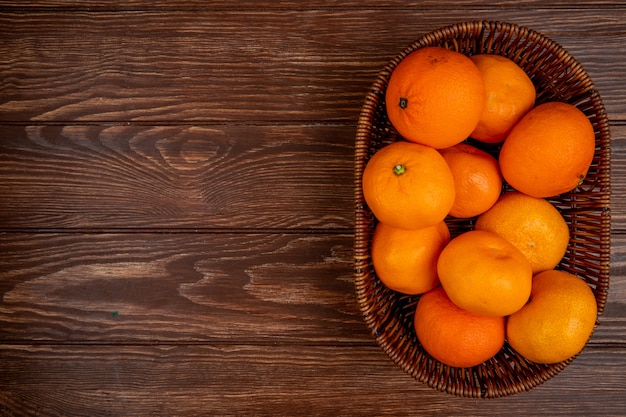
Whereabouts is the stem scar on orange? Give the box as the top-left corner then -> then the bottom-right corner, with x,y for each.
362,141 -> 455,230
385,46 -> 486,149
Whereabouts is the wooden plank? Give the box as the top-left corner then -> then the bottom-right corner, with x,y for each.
1,123 -> 622,231
0,124 -> 354,230
605,234 -> 626,346
0,4 -> 623,417
0,232 -> 624,345
608,124 -> 626,231
0,344 -> 624,416
0,232 -> 364,343
0,10 -> 624,123
1,0 -> 622,10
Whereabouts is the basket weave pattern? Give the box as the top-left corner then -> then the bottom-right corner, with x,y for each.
354,21 -> 611,398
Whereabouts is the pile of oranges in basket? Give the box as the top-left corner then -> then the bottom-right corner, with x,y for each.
362,46 -> 598,368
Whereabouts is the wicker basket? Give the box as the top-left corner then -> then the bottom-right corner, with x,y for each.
354,21 -> 611,398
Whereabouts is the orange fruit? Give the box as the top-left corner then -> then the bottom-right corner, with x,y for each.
414,286 -> 505,368
439,143 -> 502,218
385,46 -> 486,149
469,54 -> 536,143
475,192 -> 570,274
437,230 -> 532,317
507,270 -> 598,364
371,221 -> 450,295
499,101 -> 596,198
361,141 -> 455,230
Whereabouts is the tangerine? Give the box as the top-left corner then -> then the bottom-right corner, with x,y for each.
475,192 -> 570,274
507,270 -> 598,364
469,54 -> 536,143
414,286 -> 505,368
361,141 -> 455,230
385,46 -> 486,149
371,221 -> 450,295
499,101 -> 596,198
439,143 -> 502,218
437,230 -> 532,317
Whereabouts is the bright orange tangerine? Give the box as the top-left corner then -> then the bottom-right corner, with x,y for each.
437,230 -> 533,317
371,221 -> 450,295
414,286 -> 505,368
362,141 -> 455,230
439,143 -> 502,218
385,46 -> 486,149
499,102 -> 596,198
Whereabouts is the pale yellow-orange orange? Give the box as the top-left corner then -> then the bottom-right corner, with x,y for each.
475,192 -> 570,274
507,270 -> 598,364
469,54 -> 536,143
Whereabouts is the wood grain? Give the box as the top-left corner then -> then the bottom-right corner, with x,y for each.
1,0 -> 622,9
0,232 -> 624,345
1,2 -> 625,415
0,344 -> 625,416
0,124 -> 354,230
0,233 -> 362,343
1,124 -> 624,231
608,125 -> 626,231
0,10 -> 624,123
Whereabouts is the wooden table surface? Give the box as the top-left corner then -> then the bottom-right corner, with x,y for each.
1,2 -> 625,416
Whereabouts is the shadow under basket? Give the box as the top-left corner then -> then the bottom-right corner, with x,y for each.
354,20 -> 611,398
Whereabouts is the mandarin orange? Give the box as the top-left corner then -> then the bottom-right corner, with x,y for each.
499,101 -> 596,198
371,221 -> 450,295
414,286 -> 505,368
385,46 -> 486,149
437,230 -> 532,317
362,141 -> 455,230
439,143 -> 502,218
507,270 -> 598,364
469,54 -> 536,143
475,192 -> 570,274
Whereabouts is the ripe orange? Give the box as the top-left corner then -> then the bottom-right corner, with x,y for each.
469,54 -> 536,143
371,221 -> 450,295
507,270 -> 598,364
414,286 -> 505,368
437,230 -> 532,317
361,141 -> 455,230
475,192 -> 570,274
439,143 -> 502,218
385,46 -> 486,149
499,101 -> 596,198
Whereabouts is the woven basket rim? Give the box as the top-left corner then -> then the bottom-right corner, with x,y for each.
354,20 -> 611,399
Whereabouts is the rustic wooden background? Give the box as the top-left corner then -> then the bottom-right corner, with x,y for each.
1,1 -> 625,416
